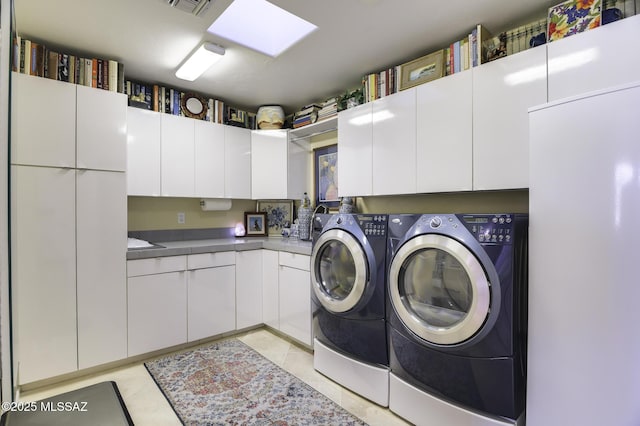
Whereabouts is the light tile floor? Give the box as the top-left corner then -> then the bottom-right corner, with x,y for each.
18,328 -> 411,426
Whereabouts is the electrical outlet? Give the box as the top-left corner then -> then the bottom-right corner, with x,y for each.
177,212 -> 185,224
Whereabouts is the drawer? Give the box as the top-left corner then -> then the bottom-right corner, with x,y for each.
187,251 -> 236,270
127,255 -> 186,277
278,251 -> 310,271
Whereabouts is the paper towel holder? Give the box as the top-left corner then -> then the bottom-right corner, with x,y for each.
200,199 -> 232,211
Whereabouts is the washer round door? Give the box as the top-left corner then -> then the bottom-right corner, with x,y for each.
311,229 -> 369,314
389,234 -> 493,346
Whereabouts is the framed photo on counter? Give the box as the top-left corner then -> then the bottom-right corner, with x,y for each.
244,212 -> 268,236
256,200 -> 294,236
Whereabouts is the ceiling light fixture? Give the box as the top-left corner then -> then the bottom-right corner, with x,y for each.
207,0 -> 317,57
175,42 -> 225,81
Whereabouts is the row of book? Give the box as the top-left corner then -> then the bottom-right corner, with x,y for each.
125,80 -> 256,129
12,35 -> 125,93
446,24 -> 494,75
363,67 -> 399,103
291,96 -> 339,129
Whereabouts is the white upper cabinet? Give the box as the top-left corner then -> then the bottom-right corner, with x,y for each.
416,71 -> 473,193
548,14 -> 640,102
372,88 -> 417,195
225,126 -> 252,199
194,120 -> 225,198
251,129 -> 288,199
76,85 -> 127,171
126,107 -> 161,196
11,73 -> 126,171
338,103 -> 373,197
472,46 -> 547,190
11,72 -> 76,167
161,114 -> 195,197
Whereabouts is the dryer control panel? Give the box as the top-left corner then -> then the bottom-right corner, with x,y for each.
460,214 -> 513,244
357,214 -> 387,238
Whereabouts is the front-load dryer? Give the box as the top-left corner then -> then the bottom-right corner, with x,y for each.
310,213 -> 389,406
386,213 -> 528,426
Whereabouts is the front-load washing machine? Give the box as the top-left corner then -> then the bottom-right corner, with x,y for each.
386,213 -> 528,426
310,213 -> 389,406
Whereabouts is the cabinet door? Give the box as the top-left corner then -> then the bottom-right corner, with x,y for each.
279,265 -> 311,346
416,71 -> 472,192
128,271 -> 187,356
188,266 -> 236,341
11,165 -> 77,384
338,103 -> 373,197
126,107 -> 161,196
548,14 -> 640,102
11,72 -> 76,168
287,137 -> 310,201
194,120 -> 225,198
251,130 -> 288,199
77,170 -> 127,369
225,126 -> 252,199
161,114 -> 195,197
76,85 -> 127,171
262,250 -> 279,330
473,47 -> 547,190
235,250 -> 263,329
372,89 -> 417,195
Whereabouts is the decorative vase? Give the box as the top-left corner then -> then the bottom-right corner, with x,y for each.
297,192 -> 312,240
339,197 -> 355,214
257,105 -> 285,129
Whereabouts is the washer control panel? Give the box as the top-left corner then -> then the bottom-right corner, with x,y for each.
357,214 -> 387,237
461,214 -> 514,244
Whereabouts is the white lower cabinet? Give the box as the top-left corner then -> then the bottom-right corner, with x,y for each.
126,248 -> 309,356
262,250 -> 280,329
278,252 -> 312,346
262,250 -> 311,346
187,252 -> 236,341
127,256 -> 188,357
236,250 -> 263,330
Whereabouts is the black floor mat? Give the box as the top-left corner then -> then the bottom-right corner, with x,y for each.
0,381 -> 134,425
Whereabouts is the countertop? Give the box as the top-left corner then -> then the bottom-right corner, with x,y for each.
127,237 -> 312,260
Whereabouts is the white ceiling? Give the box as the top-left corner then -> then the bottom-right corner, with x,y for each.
14,0 -> 558,114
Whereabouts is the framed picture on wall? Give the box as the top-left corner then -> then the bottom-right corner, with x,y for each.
256,200 -> 294,236
314,144 -> 339,208
244,212 -> 268,236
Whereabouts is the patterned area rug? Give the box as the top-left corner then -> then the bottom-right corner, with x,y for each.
145,339 -> 367,425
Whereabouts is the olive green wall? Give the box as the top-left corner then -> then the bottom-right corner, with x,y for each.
127,197 -> 256,231
128,129 -> 528,231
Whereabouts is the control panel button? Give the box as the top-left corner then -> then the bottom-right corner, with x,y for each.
430,216 -> 442,228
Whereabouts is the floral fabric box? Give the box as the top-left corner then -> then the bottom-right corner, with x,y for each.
547,0 -> 602,42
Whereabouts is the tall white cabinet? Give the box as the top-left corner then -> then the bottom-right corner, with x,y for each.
10,72 -> 127,384
528,82 -> 640,426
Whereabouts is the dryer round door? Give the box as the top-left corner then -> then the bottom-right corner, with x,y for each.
389,234 -> 491,346
311,229 -> 369,313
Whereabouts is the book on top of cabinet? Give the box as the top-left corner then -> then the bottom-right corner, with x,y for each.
12,35 -> 125,93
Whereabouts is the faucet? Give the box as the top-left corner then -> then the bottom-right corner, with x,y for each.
309,204 -> 329,240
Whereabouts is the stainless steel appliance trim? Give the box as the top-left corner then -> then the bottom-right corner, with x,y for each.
389,234 -> 490,345
310,229 -> 368,313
